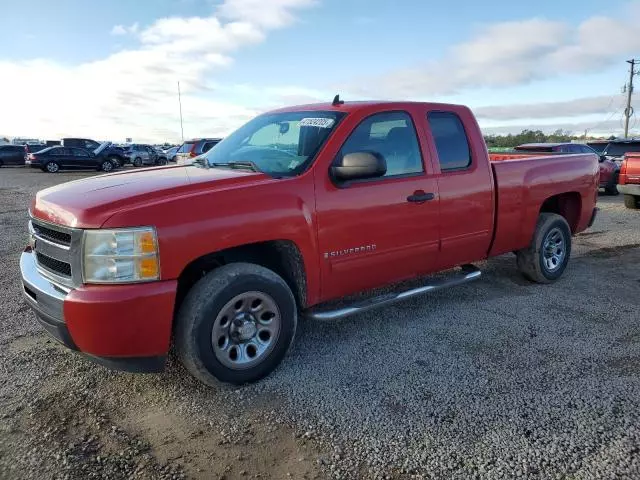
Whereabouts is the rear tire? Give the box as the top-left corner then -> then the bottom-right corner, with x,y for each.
175,263 -> 297,386
516,213 -> 572,284
624,194 -> 640,209
44,161 -> 60,173
100,160 -> 114,172
604,172 -> 619,195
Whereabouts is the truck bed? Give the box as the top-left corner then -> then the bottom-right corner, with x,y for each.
488,153 -> 599,257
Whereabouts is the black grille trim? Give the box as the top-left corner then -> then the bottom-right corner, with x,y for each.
36,253 -> 72,277
32,223 -> 71,246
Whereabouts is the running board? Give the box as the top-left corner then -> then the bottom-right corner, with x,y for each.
305,265 -> 481,321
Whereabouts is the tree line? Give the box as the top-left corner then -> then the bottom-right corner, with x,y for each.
484,129 -> 616,148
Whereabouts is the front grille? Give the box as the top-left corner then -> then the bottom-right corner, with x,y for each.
32,223 -> 71,246
36,252 -> 71,277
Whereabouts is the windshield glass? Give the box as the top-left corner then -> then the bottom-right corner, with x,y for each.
200,110 -> 345,176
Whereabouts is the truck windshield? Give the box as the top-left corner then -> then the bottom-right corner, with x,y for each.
200,111 -> 345,176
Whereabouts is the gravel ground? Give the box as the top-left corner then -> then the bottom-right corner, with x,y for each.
1,167 -> 639,479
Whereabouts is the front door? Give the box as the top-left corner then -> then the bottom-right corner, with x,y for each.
314,109 -> 440,302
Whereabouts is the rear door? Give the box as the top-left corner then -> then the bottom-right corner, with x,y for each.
314,108 -> 440,300
421,108 -> 494,270
69,147 -> 93,168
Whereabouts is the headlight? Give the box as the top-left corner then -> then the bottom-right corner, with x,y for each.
82,227 -> 160,283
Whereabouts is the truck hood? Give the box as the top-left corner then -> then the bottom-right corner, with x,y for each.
31,165 -> 266,228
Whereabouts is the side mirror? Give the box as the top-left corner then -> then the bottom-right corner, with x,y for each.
330,151 -> 386,182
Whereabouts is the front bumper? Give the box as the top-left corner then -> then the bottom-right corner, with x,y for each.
617,184 -> 640,196
20,250 -> 177,373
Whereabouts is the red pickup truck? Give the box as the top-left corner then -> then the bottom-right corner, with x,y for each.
618,152 -> 640,209
20,99 -> 599,385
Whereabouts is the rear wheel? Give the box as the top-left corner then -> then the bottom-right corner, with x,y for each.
624,194 -> 640,209
45,161 -> 60,173
604,172 -> 619,195
175,263 -> 297,386
100,160 -> 114,172
516,213 -> 572,283
133,157 -> 143,167
0,160 -> 4,167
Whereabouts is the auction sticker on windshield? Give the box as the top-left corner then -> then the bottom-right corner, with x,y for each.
299,118 -> 335,128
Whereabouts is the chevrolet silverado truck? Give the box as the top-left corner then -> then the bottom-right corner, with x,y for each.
20,99 -> 599,386
618,152 -> 640,208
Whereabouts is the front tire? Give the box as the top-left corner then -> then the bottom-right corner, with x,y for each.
624,194 -> 640,209
133,157 -> 143,167
516,213 -> 572,283
109,156 -> 121,168
175,263 -> 297,386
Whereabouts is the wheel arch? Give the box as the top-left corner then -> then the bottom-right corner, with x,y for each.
539,191 -> 582,233
174,239 -> 308,316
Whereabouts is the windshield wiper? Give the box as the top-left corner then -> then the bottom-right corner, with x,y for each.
209,161 -> 261,172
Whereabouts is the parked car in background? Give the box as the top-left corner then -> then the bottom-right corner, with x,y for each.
618,152 -> 640,209
601,140 -> 640,161
24,143 -> 47,154
504,142 -> 620,195
25,143 -> 118,173
164,146 -> 179,162
0,145 -> 27,167
19,100 -> 598,385
124,144 -> 168,167
62,138 -> 129,167
175,138 -> 222,164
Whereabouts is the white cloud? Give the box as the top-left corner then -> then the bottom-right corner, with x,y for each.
0,0 -> 317,142
474,94 -> 626,121
110,25 -> 127,35
111,22 -> 140,36
351,3 -> 640,98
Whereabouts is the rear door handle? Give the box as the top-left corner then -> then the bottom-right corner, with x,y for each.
407,191 -> 435,203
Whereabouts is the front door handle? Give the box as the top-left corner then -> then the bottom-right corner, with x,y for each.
407,191 -> 435,203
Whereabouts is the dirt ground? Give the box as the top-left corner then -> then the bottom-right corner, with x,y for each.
1,167 -> 639,480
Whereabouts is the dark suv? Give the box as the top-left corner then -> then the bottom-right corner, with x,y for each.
0,145 -> 27,167
62,138 -> 129,167
175,138 -> 222,164
602,140 -> 640,161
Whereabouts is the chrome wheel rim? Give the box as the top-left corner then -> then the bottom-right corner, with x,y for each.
46,162 -> 58,173
542,227 -> 565,272
103,161 -> 113,171
211,291 -> 281,370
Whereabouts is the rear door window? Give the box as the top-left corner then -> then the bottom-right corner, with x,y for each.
427,111 -> 472,171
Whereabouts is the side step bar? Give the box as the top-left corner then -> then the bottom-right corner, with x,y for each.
305,265 -> 481,321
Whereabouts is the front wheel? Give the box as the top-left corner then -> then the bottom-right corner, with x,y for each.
516,213 -> 572,283
157,158 -> 167,166
175,263 -> 297,386
133,157 -> 143,167
624,194 -> 640,209
109,156 -> 121,168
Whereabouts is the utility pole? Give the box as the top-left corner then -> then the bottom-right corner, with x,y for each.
178,81 -> 184,142
624,59 -> 639,139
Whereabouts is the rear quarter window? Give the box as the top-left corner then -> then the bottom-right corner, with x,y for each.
427,111 -> 472,171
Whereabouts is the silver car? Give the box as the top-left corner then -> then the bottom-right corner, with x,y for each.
125,144 -> 167,167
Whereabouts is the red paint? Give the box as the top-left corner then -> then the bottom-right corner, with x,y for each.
30,101 -> 599,360
619,153 -> 640,185
64,281 -> 177,356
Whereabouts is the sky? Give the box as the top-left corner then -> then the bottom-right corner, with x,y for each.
2,0 -> 640,142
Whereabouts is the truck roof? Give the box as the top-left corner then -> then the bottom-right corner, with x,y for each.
269,100 -> 468,114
